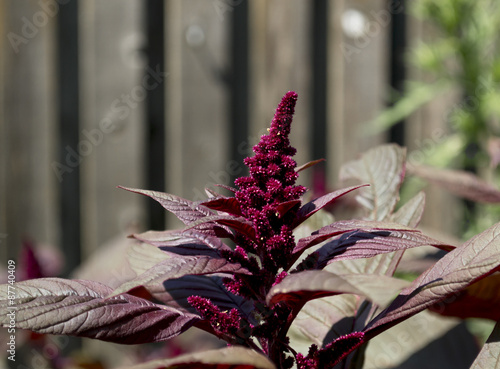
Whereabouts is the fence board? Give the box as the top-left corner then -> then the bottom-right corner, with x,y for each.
165,0 -> 230,228
79,0 -> 147,256
0,0 -> 59,262
0,0 -> 467,270
248,0 -> 312,184
406,15 -> 461,234
328,0 -> 389,186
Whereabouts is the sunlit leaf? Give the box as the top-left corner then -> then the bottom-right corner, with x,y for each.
267,271 -> 408,308
429,273 -> 500,321
470,320 -> 500,369
0,278 -> 198,344
112,256 -> 250,297
126,346 -> 276,369
339,144 -> 406,221
119,186 -> 213,224
364,222 -> 500,339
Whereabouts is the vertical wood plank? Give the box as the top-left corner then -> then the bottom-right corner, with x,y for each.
58,0 -> 81,276
0,0 -> 58,262
165,0 -> 230,227
328,0 -> 390,187
79,0 -> 147,257
406,14 -> 461,234
248,0 -> 312,177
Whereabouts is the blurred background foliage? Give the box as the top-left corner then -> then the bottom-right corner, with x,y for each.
371,0 -> 500,240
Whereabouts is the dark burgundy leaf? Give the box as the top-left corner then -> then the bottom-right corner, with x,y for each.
200,196 -> 242,217
0,278 -> 198,344
409,165 -> 500,203
319,331 -> 365,369
136,275 -> 254,321
112,256 -> 250,297
119,186 -> 213,225
428,272 -> 500,321
266,270 -> 364,307
267,271 -> 407,308
275,199 -> 301,218
185,215 -> 256,241
294,185 -> 367,227
126,346 -> 276,369
364,222 -> 500,339
296,158 -> 325,173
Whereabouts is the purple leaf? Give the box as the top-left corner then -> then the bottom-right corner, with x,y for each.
296,158 -> 325,173
135,275 -> 254,321
0,278 -> 198,344
132,229 -> 231,251
428,272 -> 500,321
294,185 -> 367,227
126,346 -> 276,369
290,295 -> 358,346
275,199 -> 302,218
470,320 -> 500,369
200,196 -> 242,217
118,186 -> 213,225
185,215 -> 256,241
130,229 -> 232,263
409,165 -> 500,203
364,222 -> 500,339
319,331 -> 365,368
340,144 -> 406,221
267,271 -> 408,310
266,270 -> 365,307
294,220 -> 452,268
112,256 -> 250,297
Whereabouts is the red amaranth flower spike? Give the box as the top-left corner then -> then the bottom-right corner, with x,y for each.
234,91 -> 306,272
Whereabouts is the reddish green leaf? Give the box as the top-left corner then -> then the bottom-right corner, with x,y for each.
0,278 -> 198,344
410,165 -> 500,203
126,346 -> 276,369
364,222 -> 500,339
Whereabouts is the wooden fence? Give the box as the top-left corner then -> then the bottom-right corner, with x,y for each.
0,0 -> 458,274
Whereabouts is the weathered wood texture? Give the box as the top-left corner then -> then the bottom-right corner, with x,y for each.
0,0 -> 456,269
79,0 -> 146,257
0,0 -> 59,262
